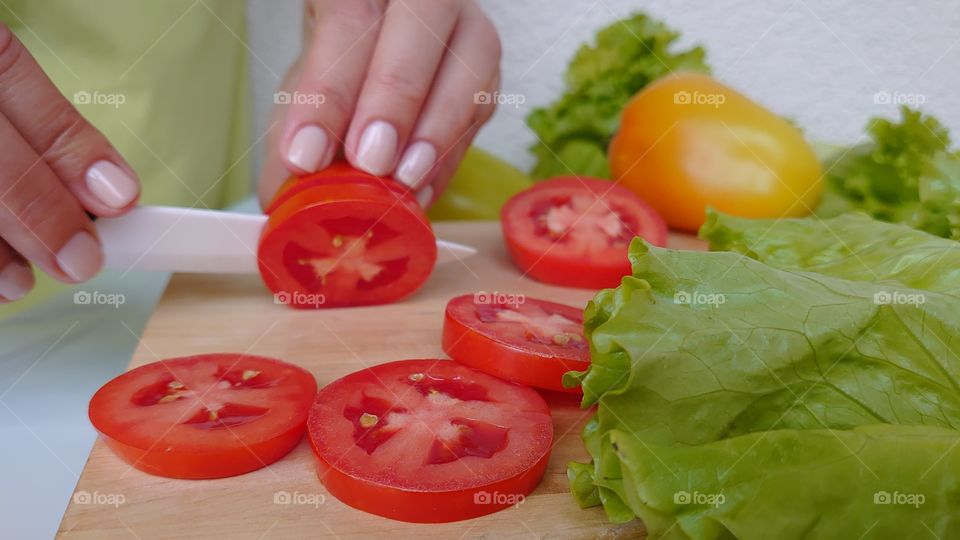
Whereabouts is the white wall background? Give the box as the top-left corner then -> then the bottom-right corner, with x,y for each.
247,0 -> 960,175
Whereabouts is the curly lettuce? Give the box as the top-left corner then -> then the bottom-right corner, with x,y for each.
526,13 -> 709,179
569,218 -> 960,538
818,106 -> 960,239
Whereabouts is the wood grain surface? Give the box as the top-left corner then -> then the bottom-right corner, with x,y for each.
58,222 -> 704,539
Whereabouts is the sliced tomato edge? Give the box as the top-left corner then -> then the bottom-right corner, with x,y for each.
97,422 -> 307,479
441,301 -> 588,393
500,228 -> 630,289
312,443 -> 550,523
265,182 -> 425,227
265,165 -> 414,215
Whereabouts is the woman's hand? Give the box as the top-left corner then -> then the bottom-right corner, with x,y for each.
259,0 -> 501,208
0,24 -> 139,303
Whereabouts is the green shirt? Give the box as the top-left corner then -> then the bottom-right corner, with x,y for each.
0,0 -> 251,317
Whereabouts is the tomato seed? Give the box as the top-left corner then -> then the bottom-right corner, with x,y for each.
359,413 -> 379,428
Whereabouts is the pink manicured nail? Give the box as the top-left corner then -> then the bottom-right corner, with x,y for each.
355,121 -> 398,176
0,261 -> 33,301
395,141 -> 436,188
56,231 -> 103,282
287,125 -> 330,173
415,185 -> 434,208
86,161 -> 138,209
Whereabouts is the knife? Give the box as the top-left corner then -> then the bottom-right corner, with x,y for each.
94,206 -> 477,274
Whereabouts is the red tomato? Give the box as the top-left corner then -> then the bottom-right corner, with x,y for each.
501,177 -> 668,289
308,359 -> 553,523
259,170 -> 438,308
442,294 -> 589,393
264,162 -> 410,215
89,354 -> 317,479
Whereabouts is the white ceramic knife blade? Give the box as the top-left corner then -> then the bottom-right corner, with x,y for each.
94,206 -> 477,273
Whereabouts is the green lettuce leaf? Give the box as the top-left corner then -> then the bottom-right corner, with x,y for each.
526,13 -> 709,179
606,425 -> 960,539
572,235 -> 960,538
913,152 -> 960,239
817,106 -> 960,239
700,210 -> 960,296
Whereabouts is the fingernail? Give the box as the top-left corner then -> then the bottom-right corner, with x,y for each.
56,231 -> 103,282
86,161 -> 138,209
395,141 -> 437,188
288,125 -> 330,173
415,185 -> 434,208
356,120 -> 398,176
0,261 -> 33,301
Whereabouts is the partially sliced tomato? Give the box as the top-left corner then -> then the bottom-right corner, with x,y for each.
89,354 -> 317,479
501,176 -> 668,289
442,294 -> 589,393
308,359 -> 552,523
259,176 -> 437,308
264,162 -> 411,215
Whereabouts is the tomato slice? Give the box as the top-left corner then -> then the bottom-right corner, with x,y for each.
501,176 -> 668,289
264,162 -> 411,215
308,359 -> 553,523
259,178 -> 438,308
89,354 -> 317,479
442,294 -> 589,393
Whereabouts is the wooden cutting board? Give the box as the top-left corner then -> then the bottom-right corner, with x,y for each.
58,221 -> 704,539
